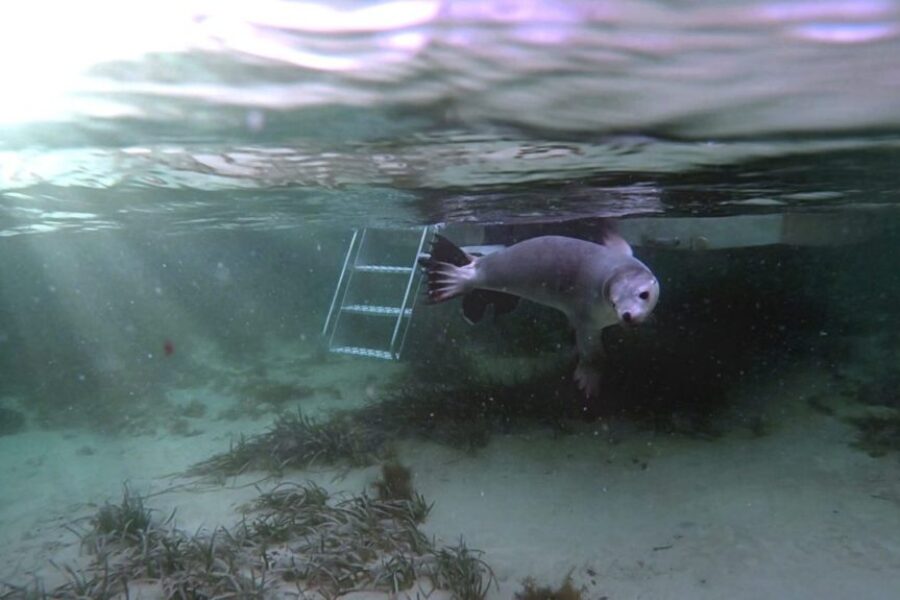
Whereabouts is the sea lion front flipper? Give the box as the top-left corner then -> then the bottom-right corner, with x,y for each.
573,321 -> 604,358
462,290 -> 521,324
574,359 -> 602,398
462,291 -> 490,324
572,322 -> 605,398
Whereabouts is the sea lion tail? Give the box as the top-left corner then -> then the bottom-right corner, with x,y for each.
419,235 -> 521,319
427,234 -> 473,267
419,235 -> 476,303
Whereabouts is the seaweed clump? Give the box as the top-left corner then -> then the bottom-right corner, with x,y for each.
90,486 -> 155,545
56,489 -> 268,599
247,482 -> 442,594
189,409 -> 387,477
374,461 -> 413,501
848,412 -> 900,457
6,482 -> 493,600
371,462 -> 433,524
223,380 -> 316,419
854,369 -> 900,409
359,360 -> 581,451
515,575 -> 583,600
0,406 -> 26,437
189,361 -> 580,479
845,369 -> 900,457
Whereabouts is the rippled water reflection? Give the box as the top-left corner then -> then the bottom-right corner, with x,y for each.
1,0 -> 900,230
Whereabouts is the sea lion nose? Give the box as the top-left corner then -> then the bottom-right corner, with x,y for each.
622,311 -> 633,323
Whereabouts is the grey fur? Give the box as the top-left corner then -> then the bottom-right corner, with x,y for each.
422,234 -> 660,397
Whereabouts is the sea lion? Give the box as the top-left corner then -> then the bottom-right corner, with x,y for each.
419,229 -> 660,397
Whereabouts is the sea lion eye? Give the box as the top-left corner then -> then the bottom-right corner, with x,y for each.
639,291 -> 650,300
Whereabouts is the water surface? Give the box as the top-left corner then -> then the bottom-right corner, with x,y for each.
2,1 -> 900,598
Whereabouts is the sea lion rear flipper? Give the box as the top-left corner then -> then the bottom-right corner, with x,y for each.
462,290 -> 520,324
426,234 -> 473,267
419,235 -> 478,304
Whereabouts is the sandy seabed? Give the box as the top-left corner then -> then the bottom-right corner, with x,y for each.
2,354 -> 900,600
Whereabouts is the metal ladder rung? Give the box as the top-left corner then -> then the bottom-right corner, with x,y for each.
355,265 -> 414,274
331,346 -> 394,360
342,304 -> 412,317
322,225 -> 434,361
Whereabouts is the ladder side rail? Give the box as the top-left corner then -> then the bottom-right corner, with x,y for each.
327,228 -> 367,348
322,229 -> 359,337
395,263 -> 425,359
396,225 -> 433,358
389,225 -> 430,358
396,223 -> 443,358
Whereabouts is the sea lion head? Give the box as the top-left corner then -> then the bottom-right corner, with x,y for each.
606,267 -> 659,326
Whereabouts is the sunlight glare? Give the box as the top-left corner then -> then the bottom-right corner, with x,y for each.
0,0 -> 196,124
